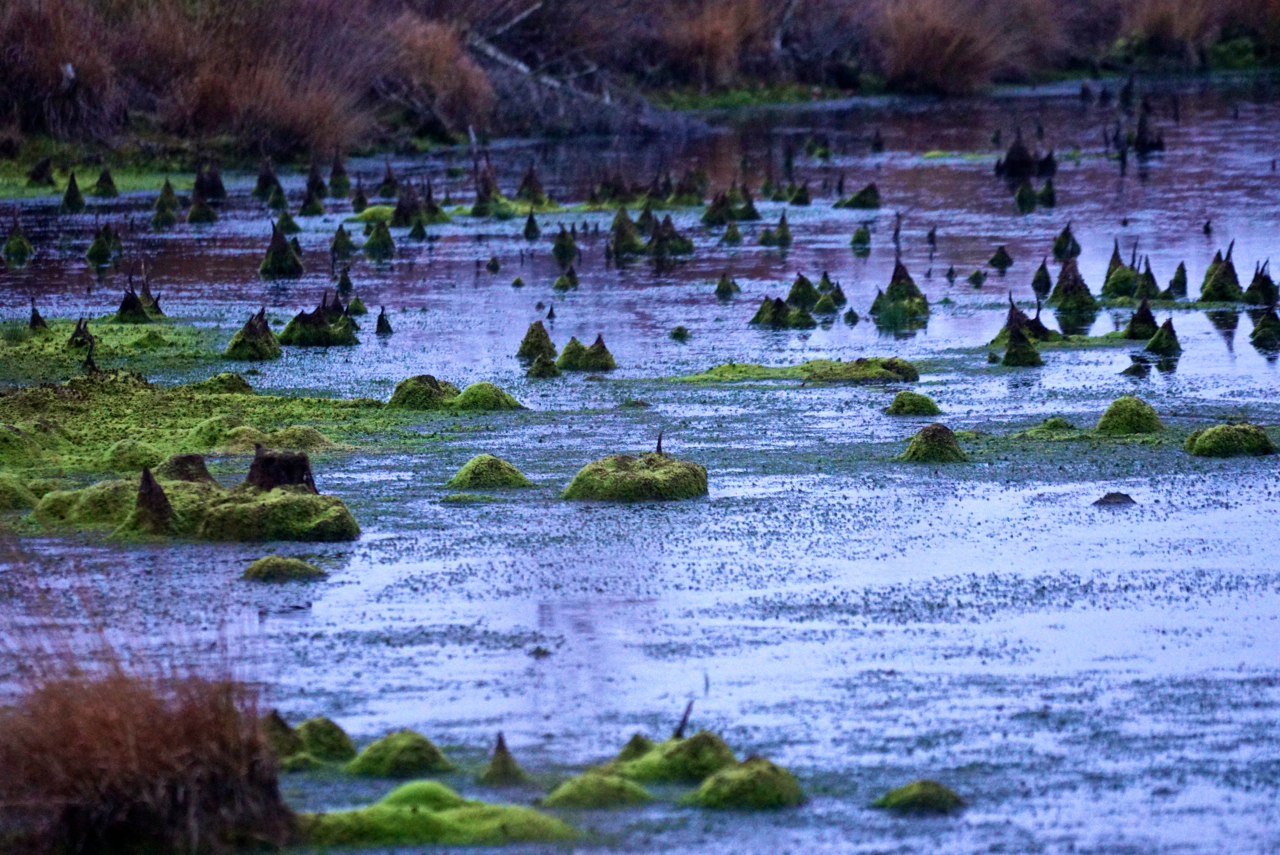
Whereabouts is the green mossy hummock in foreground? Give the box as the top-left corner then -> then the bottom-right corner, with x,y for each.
542,774 -> 652,808
1184,423 -> 1276,457
347,730 -> 456,777
898,423 -> 968,463
298,781 -> 577,847
885,391 -> 941,415
1095,396 -> 1162,435
872,779 -> 963,814
297,717 -> 357,762
224,309 -> 281,361
604,731 -> 736,781
243,555 -> 327,581
680,757 -> 805,809
679,357 -> 918,384
561,453 -> 708,502
446,454 -> 532,489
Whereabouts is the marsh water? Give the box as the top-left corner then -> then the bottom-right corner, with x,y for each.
3,78 -> 1280,853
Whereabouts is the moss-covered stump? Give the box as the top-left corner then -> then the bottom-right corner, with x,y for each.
298,782 -> 577,847
446,454 -> 532,489
897,423 -> 968,463
885,391 -> 941,415
1052,223 -> 1081,261
243,555 -> 327,582
261,710 -> 304,759
750,297 -> 817,329
1251,309 -> 1280,350
542,774 -> 652,808
478,733 -> 532,786
989,245 -> 1013,271
260,224 -> 303,278
297,717 -> 357,762
1145,318 -> 1181,355
557,335 -> 616,371
870,261 -> 929,320
1002,324 -> 1044,367
1200,247 -> 1243,301
198,485 -> 360,542
1095,396 -> 1162,435
786,274 -> 820,310
872,779 -> 963,814
517,320 -> 557,362
278,305 -> 358,347
389,375 -> 461,409
4,218 -> 34,266
836,182 -> 881,209
1047,257 -> 1098,312
527,354 -> 561,378
224,308 -> 281,360
347,730 -> 456,777
605,730 -> 736,781
1184,423 -> 1276,457
363,220 -> 396,260
1123,300 -> 1159,339
680,757 -> 805,809
561,453 -> 707,502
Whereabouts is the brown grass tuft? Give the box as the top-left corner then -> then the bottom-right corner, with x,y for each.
0,648 -> 292,854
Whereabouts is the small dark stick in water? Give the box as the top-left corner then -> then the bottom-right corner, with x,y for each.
672,699 -> 694,739
656,431 -> 663,455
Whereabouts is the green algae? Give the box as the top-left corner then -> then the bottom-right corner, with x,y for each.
542,774 -> 651,808
446,454 -> 531,489
388,375 -> 461,410
872,779 -> 963,814
678,357 -> 918,384
1095,396 -> 1162,435
299,784 -> 577,847
604,731 -> 736,781
347,730 -> 456,777
1184,423 -> 1276,457
680,757 -> 804,809
0,320 -> 222,385
347,297 -> 368,316
885,391 -> 941,415
242,555 -> 327,582
557,335 -> 616,371
898,423 -> 968,463
297,717 -> 357,762
478,734 -> 531,786
561,453 -> 707,502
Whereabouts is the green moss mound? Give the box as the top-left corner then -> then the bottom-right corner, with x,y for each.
606,731 -> 736,781
1095,396 -> 1162,435
1251,309 -> 1280,349
300,790 -> 577,847
224,309 -> 281,360
381,781 -> 468,811
885,391 -> 941,415
0,473 -> 38,511
680,757 -> 805,809
347,730 -> 456,777
557,335 -> 616,371
527,354 -> 561,378
1047,257 -> 1098,312
1145,318 -> 1181,355
1184,423 -> 1276,457
517,320 -> 557,362
1200,248 -> 1243,301
542,774 -> 652,808
100,438 -> 165,472
446,454 -> 532,489
363,220 -> 396,260
198,485 -> 360,542
679,357 -> 918,384
1052,224 -> 1081,261
871,261 -> 929,319
1102,265 -> 1137,299
451,382 -> 522,411
388,375 -> 460,410
1017,417 -> 1077,438
296,717 -> 357,762
898,423 -> 968,463
786,274 -> 820,310
1002,325 -> 1044,367
243,555 -> 327,582
872,779 -> 963,814
561,453 -> 707,502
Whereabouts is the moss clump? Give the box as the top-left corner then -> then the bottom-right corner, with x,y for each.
388,375 -> 460,410
1031,259 -> 1052,298
721,221 -> 743,245
1123,299 -> 1159,339
0,473 -> 38,511
197,485 -> 360,542
90,166 -> 118,198
243,555 -> 327,582
836,182 -> 881,208
1102,266 -> 1137,299
552,227 -> 578,267
527,354 -> 561,378
647,215 -> 695,258
610,208 -> 645,256
749,296 -> 817,329
363,220 -> 396,261
478,734 -> 531,787
1038,178 -> 1056,207
702,193 -> 734,226
150,179 -> 180,229
758,212 -> 792,247
1014,180 -> 1037,213
60,172 -> 86,214
561,453 -> 707,502
557,335 -> 616,371
452,382 -> 522,411
679,357 -> 918,384
297,717 -> 357,762
224,309 -> 282,361
299,189 -> 325,217
681,757 -> 805,809
186,189 -> 218,225
850,225 -> 871,256
261,710 -> 304,759
872,780 -> 963,814
1251,308 -> 1280,350
1002,324 -> 1043,367
1052,224 -> 1081,261
715,273 -> 740,299
516,321 -> 556,362
278,298 -> 358,347
786,274 -> 820,310
100,438 -> 165,472
35,480 -> 137,529
670,324 -> 692,340
870,261 -> 929,319
113,288 -> 152,324
259,224 -> 303,278
1165,261 -> 1188,299
446,454 -> 532,489
1047,257 -> 1097,312
347,297 -> 367,316
1184,423 -> 1276,457
886,391 -> 941,415
5,219 -> 35,266
331,225 -> 356,259
897,423 -> 968,463
606,731 -> 736,781
1243,265 -> 1278,305
989,245 -> 1013,271
1201,246 -> 1243,301
542,774 -> 651,808
552,269 -> 578,290
299,784 -> 577,847
1095,396 -> 1162,435
347,730 -> 456,777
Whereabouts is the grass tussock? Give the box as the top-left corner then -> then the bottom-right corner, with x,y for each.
0,643 -> 293,854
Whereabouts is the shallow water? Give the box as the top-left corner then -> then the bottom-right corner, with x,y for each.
2,79 -> 1280,854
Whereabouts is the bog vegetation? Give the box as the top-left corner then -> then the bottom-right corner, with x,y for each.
0,0 -> 1277,156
